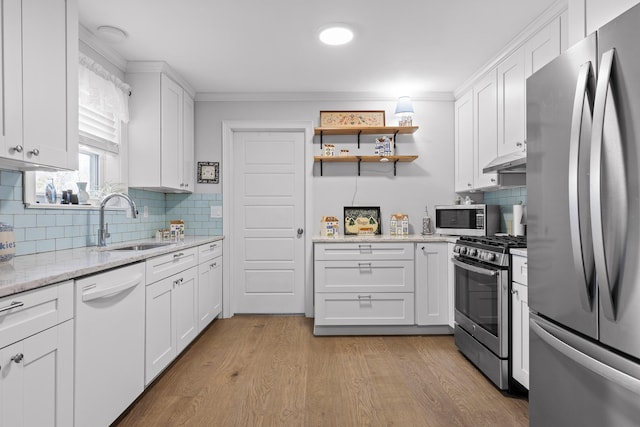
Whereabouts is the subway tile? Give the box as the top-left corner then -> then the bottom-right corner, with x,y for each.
55,238 -> 74,250
46,227 -> 65,239
36,239 -> 55,253
37,214 -> 57,227
0,170 -> 21,187
13,214 -> 37,228
25,227 -> 46,241
15,241 -> 35,256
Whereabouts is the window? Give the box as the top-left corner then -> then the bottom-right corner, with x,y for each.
25,53 -> 130,208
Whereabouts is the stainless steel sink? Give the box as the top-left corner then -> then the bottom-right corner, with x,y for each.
107,243 -> 175,251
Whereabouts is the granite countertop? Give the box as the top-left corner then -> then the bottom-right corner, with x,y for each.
510,248 -> 527,257
312,234 -> 458,244
0,236 -> 224,298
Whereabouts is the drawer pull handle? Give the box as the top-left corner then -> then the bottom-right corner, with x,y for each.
210,244 -> 217,249
0,301 -> 24,314
357,295 -> 372,300
358,262 -> 372,268
211,262 -> 217,268
173,252 -> 185,259
11,353 -> 24,364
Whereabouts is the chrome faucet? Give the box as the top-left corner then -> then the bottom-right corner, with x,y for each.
98,193 -> 138,247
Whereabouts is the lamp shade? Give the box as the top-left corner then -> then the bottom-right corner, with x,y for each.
395,96 -> 414,117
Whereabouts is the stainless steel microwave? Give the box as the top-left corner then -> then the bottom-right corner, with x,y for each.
434,204 -> 500,236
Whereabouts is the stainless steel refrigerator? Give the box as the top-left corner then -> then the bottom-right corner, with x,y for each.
527,4 -> 640,426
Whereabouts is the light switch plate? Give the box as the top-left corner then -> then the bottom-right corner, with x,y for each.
210,206 -> 222,218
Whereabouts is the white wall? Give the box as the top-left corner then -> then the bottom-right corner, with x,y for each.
194,97 -> 455,235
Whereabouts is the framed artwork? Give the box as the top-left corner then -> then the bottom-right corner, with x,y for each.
197,161 -> 219,184
344,206 -> 381,235
320,110 -> 385,127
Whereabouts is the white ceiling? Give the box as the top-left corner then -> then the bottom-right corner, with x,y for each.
78,0 -> 560,96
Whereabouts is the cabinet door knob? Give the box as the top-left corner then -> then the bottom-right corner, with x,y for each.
28,148 -> 40,156
491,178 -> 496,183
297,228 -> 304,236
11,353 -> 24,364
12,145 -> 23,153
511,289 -> 519,296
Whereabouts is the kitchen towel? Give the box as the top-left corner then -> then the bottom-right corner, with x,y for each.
513,204 -> 525,236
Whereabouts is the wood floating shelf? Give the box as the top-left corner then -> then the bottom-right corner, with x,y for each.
314,126 -> 419,148
314,155 -> 419,176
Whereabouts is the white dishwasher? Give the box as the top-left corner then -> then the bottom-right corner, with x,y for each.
75,262 -> 146,427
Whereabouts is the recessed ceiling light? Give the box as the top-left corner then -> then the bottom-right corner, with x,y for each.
96,25 -> 128,44
319,26 -> 354,46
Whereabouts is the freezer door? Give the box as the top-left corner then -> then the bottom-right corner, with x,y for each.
530,314 -> 640,427
591,2 -> 640,361
527,33 -> 598,338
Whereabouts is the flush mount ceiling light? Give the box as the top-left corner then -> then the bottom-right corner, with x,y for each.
96,25 -> 128,44
318,25 -> 354,46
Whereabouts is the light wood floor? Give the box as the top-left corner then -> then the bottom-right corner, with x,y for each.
114,316 -> 528,427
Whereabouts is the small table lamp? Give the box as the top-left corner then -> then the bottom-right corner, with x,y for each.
395,96 -> 414,126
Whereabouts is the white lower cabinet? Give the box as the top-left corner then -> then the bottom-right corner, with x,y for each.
197,256 -> 222,332
511,254 -> 529,389
0,281 -> 74,427
314,242 -> 415,327
315,293 -> 415,326
145,266 -> 197,385
415,243 -> 450,326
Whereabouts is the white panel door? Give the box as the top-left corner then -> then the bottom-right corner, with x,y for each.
233,131 -> 305,313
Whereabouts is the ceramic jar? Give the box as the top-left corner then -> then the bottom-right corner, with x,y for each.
0,223 -> 16,262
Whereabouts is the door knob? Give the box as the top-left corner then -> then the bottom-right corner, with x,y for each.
11,353 -> 24,364
297,228 -> 304,236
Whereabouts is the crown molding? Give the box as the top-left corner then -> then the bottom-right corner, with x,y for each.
195,91 -> 454,103
78,24 -> 128,72
453,0 -> 568,99
126,61 -> 196,99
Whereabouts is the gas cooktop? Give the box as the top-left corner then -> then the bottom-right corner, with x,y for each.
458,235 -> 527,249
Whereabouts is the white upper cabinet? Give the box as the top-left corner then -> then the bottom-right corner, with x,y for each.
454,90 -> 474,192
497,47 -> 526,157
525,16 -> 562,78
473,69 -> 499,189
0,0 -> 78,171
127,63 -> 195,193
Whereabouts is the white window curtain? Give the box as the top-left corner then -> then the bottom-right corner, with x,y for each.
79,53 -> 131,153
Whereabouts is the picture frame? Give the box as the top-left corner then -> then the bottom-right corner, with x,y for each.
197,161 -> 219,184
320,110 -> 385,128
344,206 -> 382,235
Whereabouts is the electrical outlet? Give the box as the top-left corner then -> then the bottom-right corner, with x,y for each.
143,206 -> 149,218
210,206 -> 222,218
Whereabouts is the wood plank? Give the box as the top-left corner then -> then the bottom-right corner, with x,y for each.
314,126 -> 419,136
114,316 -> 528,427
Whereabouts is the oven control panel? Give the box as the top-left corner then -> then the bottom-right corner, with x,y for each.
453,244 -> 509,267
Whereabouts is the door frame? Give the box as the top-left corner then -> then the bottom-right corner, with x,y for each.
222,120 -> 314,318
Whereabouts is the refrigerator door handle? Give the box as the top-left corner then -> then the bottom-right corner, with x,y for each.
568,61 -> 595,311
531,317 -> 640,395
590,48 -> 618,321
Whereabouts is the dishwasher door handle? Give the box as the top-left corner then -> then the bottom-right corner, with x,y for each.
82,274 -> 144,302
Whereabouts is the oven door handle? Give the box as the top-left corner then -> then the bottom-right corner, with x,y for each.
451,258 -> 498,277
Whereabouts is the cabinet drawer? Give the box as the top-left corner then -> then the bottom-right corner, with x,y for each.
0,281 -> 73,347
198,240 -> 223,263
146,247 -> 198,284
315,260 -> 414,293
512,255 -> 528,285
315,292 -> 415,326
314,242 -> 414,261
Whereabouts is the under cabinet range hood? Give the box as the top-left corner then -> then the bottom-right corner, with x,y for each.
483,149 -> 527,173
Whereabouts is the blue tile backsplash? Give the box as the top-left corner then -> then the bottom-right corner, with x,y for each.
0,169 -> 222,256
482,187 -> 527,234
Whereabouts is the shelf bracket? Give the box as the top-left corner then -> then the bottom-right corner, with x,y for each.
357,130 -> 362,149
320,159 -> 323,176
358,159 -> 362,176
394,160 -> 399,176
393,130 -> 399,149
320,130 -> 324,146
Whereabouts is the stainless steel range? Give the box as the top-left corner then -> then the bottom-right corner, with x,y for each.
452,235 -> 526,391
